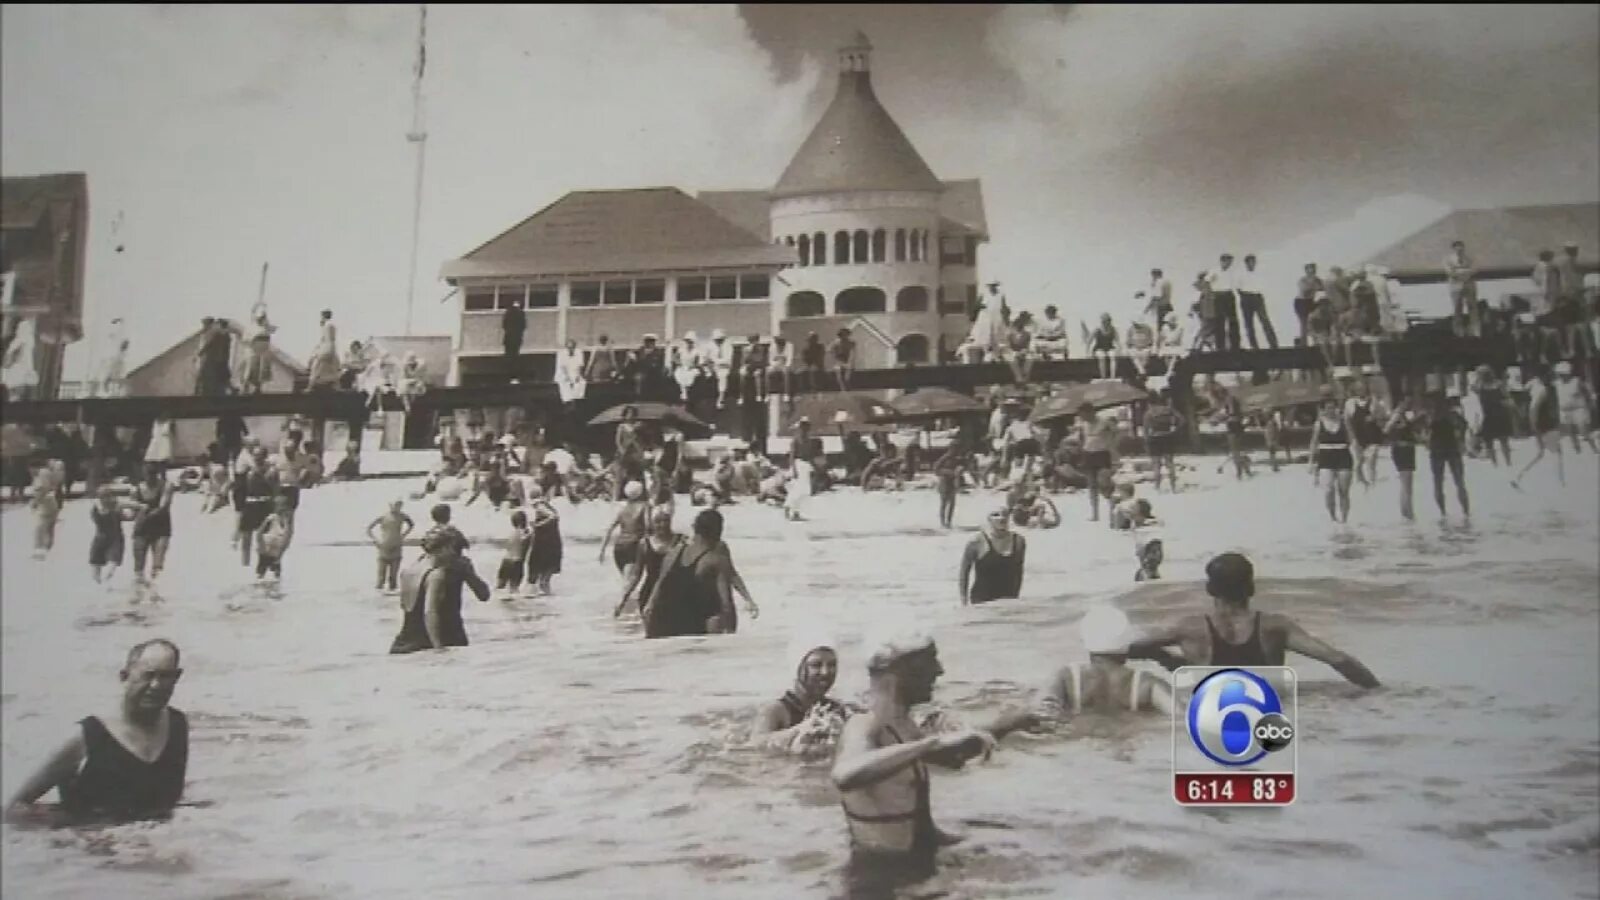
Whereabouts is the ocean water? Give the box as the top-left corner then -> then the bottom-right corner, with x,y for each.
2,447 -> 1597,899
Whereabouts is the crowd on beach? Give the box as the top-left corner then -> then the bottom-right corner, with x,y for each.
2,239 -> 1597,899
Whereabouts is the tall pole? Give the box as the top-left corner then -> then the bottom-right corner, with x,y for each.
404,4 -> 428,337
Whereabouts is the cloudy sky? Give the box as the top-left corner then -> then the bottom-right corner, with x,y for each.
3,4 -> 1596,376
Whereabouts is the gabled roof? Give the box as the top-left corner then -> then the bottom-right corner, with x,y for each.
698,180 -> 988,242
0,173 -> 87,230
697,190 -> 772,242
126,322 -> 306,386
773,64 -> 942,199
441,187 -> 793,281
1364,202 -> 1600,282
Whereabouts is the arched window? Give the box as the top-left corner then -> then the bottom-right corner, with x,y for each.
921,231 -> 930,262
871,229 -> 887,262
835,286 -> 887,315
909,229 -> 921,261
798,234 -> 811,267
896,334 -> 930,364
834,231 -> 851,265
853,230 -> 870,263
786,290 -> 826,318
813,232 -> 827,265
895,229 -> 907,262
895,286 -> 930,312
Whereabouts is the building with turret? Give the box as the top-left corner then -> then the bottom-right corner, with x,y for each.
443,32 -> 986,385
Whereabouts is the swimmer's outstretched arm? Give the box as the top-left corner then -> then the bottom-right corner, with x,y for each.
1123,622 -> 1192,667
1283,622 -> 1380,689
598,519 -> 619,562
958,540 -> 978,606
5,732 -> 86,823
833,717 -> 973,790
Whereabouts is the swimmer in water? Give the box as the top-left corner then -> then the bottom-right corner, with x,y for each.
1037,605 -> 1174,721
366,500 -> 416,592
750,633 -> 854,754
525,484 -> 562,596
496,510 -> 533,598
1133,532 -> 1164,581
598,481 -> 651,576
420,503 -> 470,561
1008,484 -> 1061,529
5,639 -> 189,826
933,444 -> 967,529
1513,369 -> 1565,489
831,630 -> 1037,897
1309,399 -> 1355,523
254,495 -> 294,581
1124,552 -> 1381,688
1552,361 -> 1598,454
959,508 -> 1026,605
88,485 -> 139,584
1385,398 -> 1423,521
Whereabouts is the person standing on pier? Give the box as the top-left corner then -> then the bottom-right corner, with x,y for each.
584,333 -> 618,385
242,301 -> 276,395
308,310 -> 341,391
555,338 -> 587,410
1237,254 -> 1278,349
501,297 -> 525,377
1445,240 -> 1479,337
1295,263 -> 1324,346
1208,253 -> 1242,351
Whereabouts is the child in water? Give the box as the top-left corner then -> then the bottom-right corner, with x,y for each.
497,510 -> 532,598
524,485 -> 562,596
89,485 -> 138,583
255,495 -> 294,581
366,499 -> 416,592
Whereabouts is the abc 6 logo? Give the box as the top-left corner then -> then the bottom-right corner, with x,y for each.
1185,669 -> 1294,766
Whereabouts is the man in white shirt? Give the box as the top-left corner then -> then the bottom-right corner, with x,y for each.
1140,268 -> 1173,328
1236,254 -> 1279,349
709,328 -> 737,409
1207,254 -> 1241,351
1444,241 -> 1479,337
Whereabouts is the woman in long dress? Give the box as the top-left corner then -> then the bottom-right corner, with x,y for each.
555,339 -> 587,406
1,315 -> 40,401
308,311 -> 341,390
966,300 -> 1005,363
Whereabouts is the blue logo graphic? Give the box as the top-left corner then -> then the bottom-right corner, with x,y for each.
1185,669 -> 1290,767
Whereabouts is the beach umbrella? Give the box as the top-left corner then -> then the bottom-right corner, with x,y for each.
589,402 -> 708,431
1232,380 -> 1333,413
788,392 -> 898,430
888,387 -> 987,421
1029,382 -> 1148,423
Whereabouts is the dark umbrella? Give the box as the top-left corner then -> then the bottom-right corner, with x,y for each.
788,392 -> 898,430
889,387 -> 988,420
589,402 -> 709,431
1232,380 -> 1333,413
1029,382 -> 1148,423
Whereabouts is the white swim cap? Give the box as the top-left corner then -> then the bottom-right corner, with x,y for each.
864,627 -> 936,673
624,481 -> 644,499
1080,604 -> 1137,655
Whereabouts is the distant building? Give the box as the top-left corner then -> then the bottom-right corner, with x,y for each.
1,173 -> 90,399
442,32 -> 988,383
1365,202 -> 1599,316
124,323 -> 306,460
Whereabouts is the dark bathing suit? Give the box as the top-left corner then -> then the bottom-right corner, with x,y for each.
1206,613 -> 1271,667
390,563 -> 470,654
133,483 -> 172,541
1391,416 -> 1418,473
843,723 -> 938,896
1428,411 -> 1466,483
1315,419 -> 1353,471
644,543 -> 719,638
969,533 -> 1024,604
89,505 -> 126,566
59,711 -> 189,822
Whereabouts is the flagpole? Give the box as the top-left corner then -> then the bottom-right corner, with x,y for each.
404,4 -> 428,337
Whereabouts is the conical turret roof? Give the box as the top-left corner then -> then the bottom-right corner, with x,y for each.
773,35 -> 942,199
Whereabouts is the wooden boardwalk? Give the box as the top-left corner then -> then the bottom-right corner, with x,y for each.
0,336 -> 1514,428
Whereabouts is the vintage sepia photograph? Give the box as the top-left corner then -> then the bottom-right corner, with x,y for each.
2,4 -> 1597,898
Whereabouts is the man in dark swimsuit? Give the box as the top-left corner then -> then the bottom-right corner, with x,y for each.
642,509 -> 736,637
389,531 -> 491,654
6,639 -> 189,824
832,631 -> 1036,897
1123,553 -> 1381,689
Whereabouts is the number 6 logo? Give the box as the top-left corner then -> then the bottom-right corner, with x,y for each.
1186,669 -> 1284,767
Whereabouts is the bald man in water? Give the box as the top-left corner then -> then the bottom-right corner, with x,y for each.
6,639 -> 190,824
